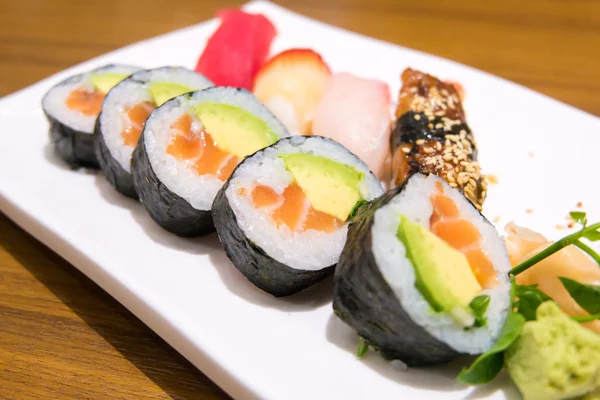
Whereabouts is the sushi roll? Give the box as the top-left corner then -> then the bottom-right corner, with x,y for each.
42,64 -> 140,168
391,68 -> 486,209
333,173 -> 511,366
132,87 -> 290,237
95,67 -> 213,198
212,136 -> 384,297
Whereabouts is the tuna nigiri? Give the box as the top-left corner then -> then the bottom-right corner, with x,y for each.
311,72 -> 392,179
195,9 -> 276,90
505,222 -> 600,333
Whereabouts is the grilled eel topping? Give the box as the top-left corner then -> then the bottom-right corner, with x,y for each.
391,68 -> 486,209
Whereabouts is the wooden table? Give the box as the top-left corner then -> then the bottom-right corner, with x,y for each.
1,0 -> 599,398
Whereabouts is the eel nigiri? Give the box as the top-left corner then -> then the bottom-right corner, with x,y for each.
505,222 -> 600,333
391,68 -> 486,209
312,72 -> 392,179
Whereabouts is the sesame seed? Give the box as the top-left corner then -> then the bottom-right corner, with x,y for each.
487,175 -> 499,184
435,142 -> 442,151
428,123 -> 434,129
414,114 -> 421,121
423,147 -> 433,154
402,147 -> 411,153
416,139 -> 425,145
435,123 -> 443,129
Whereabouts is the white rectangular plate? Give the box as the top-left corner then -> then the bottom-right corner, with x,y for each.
1,2 -> 599,399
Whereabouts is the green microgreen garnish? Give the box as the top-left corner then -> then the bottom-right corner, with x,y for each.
457,278 -> 521,384
510,211 -> 600,276
559,277 -> 600,315
356,337 -> 369,358
514,284 -> 553,321
572,314 -> 600,323
456,311 -> 525,385
469,295 -> 490,328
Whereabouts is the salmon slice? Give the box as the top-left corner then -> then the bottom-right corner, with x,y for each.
244,183 -> 344,233
121,102 -> 155,147
505,223 -> 600,333
250,183 -> 281,208
272,184 -> 308,231
429,183 -> 498,288
217,156 -> 239,180
166,114 -> 203,159
304,208 -> 344,233
65,88 -> 104,116
166,113 -> 240,181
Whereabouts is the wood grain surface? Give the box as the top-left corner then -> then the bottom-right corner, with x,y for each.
1,0 -> 599,399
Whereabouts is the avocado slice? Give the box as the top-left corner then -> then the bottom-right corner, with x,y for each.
194,102 -> 279,158
90,72 -> 129,94
280,153 -> 364,221
150,81 -> 194,106
397,216 -> 482,314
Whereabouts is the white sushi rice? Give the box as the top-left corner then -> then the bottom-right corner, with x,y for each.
371,174 -> 511,354
100,67 -> 213,173
144,87 -> 290,211
226,136 -> 384,271
42,64 -> 140,134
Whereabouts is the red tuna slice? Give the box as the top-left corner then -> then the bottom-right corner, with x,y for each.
195,9 -> 277,90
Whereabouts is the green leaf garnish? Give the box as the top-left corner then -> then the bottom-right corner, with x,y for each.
356,337 -> 369,358
510,212 -> 600,276
469,295 -> 490,328
559,277 -> 600,315
582,229 -> 600,242
514,284 -> 553,321
349,199 -> 368,220
456,311 -> 526,385
572,313 -> 600,323
569,211 -> 587,227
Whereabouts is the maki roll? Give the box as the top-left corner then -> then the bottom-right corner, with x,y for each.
212,136 -> 384,297
333,173 -> 511,366
42,64 -> 140,168
95,67 -> 213,198
391,68 -> 486,209
132,87 -> 290,237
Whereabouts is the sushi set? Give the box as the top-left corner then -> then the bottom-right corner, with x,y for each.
1,2 -> 599,399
